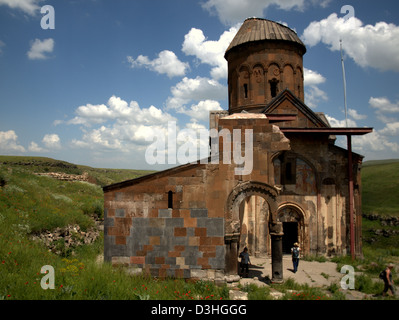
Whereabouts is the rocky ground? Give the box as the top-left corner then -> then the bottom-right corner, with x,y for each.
31,219 -> 103,256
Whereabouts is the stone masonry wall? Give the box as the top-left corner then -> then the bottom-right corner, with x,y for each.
106,207 -> 225,279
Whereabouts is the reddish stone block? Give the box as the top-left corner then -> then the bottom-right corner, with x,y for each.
199,245 -> 215,252
203,251 -> 216,258
197,257 -> 209,265
107,227 -> 117,236
174,227 -> 187,237
149,236 -> 160,246
200,237 -> 212,245
179,209 -> 190,218
211,237 -> 224,246
195,228 -> 207,237
168,251 -> 181,257
130,256 -> 145,265
174,245 -> 185,252
184,217 -> 197,228
115,236 -> 126,245
172,210 -> 181,218
155,257 -> 165,264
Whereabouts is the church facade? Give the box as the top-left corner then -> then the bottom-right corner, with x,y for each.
103,18 -> 372,281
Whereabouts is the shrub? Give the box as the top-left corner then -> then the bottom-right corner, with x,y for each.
0,170 -> 7,187
355,274 -> 383,294
242,284 -> 271,300
81,200 -> 104,219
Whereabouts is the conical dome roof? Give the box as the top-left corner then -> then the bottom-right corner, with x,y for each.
225,18 -> 306,58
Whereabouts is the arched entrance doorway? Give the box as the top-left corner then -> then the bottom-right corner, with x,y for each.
238,195 -> 269,257
277,204 -> 305,254
225,181 -> 284,282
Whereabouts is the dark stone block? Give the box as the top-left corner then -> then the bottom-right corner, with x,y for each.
209,246 -> 225,269
159,209 -> 172,218
165,218 -> 184,228
190,208 -> 208,218
197,218 -> 224,236
115,209 -> 125,217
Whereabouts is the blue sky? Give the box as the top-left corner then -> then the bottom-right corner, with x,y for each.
1,0 -> 399,170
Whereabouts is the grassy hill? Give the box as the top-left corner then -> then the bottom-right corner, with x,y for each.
362,159 -> 399,216
0,156 -> 229,300
0,155 -> 157,241
0,155 -> 155,187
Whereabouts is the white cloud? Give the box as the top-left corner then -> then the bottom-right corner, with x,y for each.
353,131 -> 399,154
202,0 -> 331,25
0,0 -> 41,16
68,103 -> 112,126
166,76 -> 226,112
182,26 -> 239,79
127,50 -> 189,78
178,100 -> 223,122
304,85 -> 328,109
72,126 -> 124,151
325,114 -> 357,128
369,97 -> 399,114
379,122 -> 399,136
67,95 -> 217,168
325,114 -> 399,158
28,141 -> 45,152
67,95 -> 176,127
202,0 -> 308,25
369,97 -> 399,124
68,96 -> 177,152
304,68 -> 325,86
302,14 -> 399,72
71,122 -> 173,152
327,96 -> 399,157
42,134 -> 61,150
27,38 -> 54,60
0,130 -> 25,153
303,68 -> 327,108
348,108 -> 367,121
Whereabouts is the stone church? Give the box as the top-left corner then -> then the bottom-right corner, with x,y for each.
103,18 -> 372,282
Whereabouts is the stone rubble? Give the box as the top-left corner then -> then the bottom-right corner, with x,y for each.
31,221 -> 102,255
35,171 -> 91,183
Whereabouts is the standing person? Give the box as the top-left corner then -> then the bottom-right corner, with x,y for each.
381,263 -> 395,297
239,247 -> 251,278
291,242 -> 301,273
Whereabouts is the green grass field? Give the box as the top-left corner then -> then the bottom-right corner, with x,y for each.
0,156 -> 228,300
0,156 -> 398,300
362,159 -> 399,216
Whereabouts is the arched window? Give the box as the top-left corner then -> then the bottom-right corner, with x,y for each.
270,78 -> 279,98
243,83 -> 248,99
282,156 -> 296,185
168,191 -> 173,209
238,67 -> 250,103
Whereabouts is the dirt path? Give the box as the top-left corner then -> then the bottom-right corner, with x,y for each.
235,255 -> 379,300
246,255 -> 343,286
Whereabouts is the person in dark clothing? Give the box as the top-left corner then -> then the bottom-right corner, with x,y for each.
239,247 -> 251,277
382,263 -> 395,297
291,242 -> 301,273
